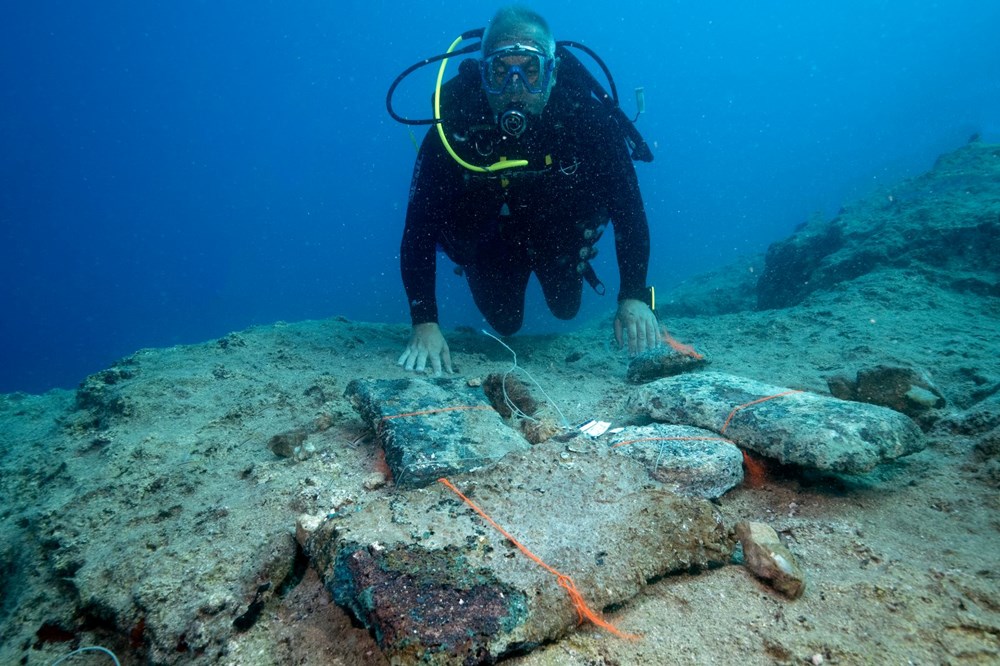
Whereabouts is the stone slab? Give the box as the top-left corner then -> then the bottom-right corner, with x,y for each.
628,371 -> 925,474
608,424 -> 744,498
345,377 -> 530,487
304,442 -> 732,665
625,346 -> 708,384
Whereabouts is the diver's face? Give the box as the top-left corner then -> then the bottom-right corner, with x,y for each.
485,53 -> 544,93
482,42 -> 554,117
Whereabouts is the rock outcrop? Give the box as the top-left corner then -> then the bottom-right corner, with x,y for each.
757,140 -> 1000,309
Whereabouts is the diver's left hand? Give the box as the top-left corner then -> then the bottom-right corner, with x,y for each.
614,298 -> 660,354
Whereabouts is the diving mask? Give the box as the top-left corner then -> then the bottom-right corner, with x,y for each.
480,43 -> 554,96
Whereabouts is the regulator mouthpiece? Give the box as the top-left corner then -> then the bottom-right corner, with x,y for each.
499,107 -> 528,138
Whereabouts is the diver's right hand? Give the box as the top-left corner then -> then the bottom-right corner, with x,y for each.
397,322 -> 454,376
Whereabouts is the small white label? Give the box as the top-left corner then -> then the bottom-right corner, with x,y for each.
579,420 -> 611,437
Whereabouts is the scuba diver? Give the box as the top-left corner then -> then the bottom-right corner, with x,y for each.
394,6 -> 659,375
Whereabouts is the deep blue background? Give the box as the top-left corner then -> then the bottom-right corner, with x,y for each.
2,1 -> 999,394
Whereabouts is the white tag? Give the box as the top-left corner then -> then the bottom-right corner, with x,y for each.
579,419 -> 611,437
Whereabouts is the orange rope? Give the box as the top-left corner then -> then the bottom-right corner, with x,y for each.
660,331 -> 704,360
741,449 -> 769,488
380,405 -> 494,422
611,435 -> 733,448
720,390 -> 803,434
437,477 -> 640,640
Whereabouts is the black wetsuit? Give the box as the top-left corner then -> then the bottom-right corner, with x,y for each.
400,57 -> 650,335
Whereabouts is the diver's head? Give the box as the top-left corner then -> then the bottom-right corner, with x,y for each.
480,6 -> 557,120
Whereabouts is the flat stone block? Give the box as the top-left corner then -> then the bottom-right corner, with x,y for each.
305,443 -> 732,665
345,377 -> 530,487
628,372 -> 925,474
608,424 -> 744,498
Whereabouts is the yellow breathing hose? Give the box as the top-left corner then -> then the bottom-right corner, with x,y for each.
434,35 -> 528,173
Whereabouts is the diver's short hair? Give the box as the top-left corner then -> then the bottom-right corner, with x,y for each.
482,5 -> 556,58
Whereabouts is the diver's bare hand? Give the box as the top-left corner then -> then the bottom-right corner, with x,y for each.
397,322 -> 454,376
614,299 -> 660,354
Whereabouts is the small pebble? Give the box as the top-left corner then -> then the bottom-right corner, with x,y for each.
363,472 -> 387,490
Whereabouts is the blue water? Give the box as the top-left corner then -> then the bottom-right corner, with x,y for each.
2,1 -> 998,394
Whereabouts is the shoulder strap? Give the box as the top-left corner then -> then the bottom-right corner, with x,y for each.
554,46 -> 653,162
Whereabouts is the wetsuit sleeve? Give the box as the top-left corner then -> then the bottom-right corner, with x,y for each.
605,124 -> 651,304
400,130 -> 450,325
